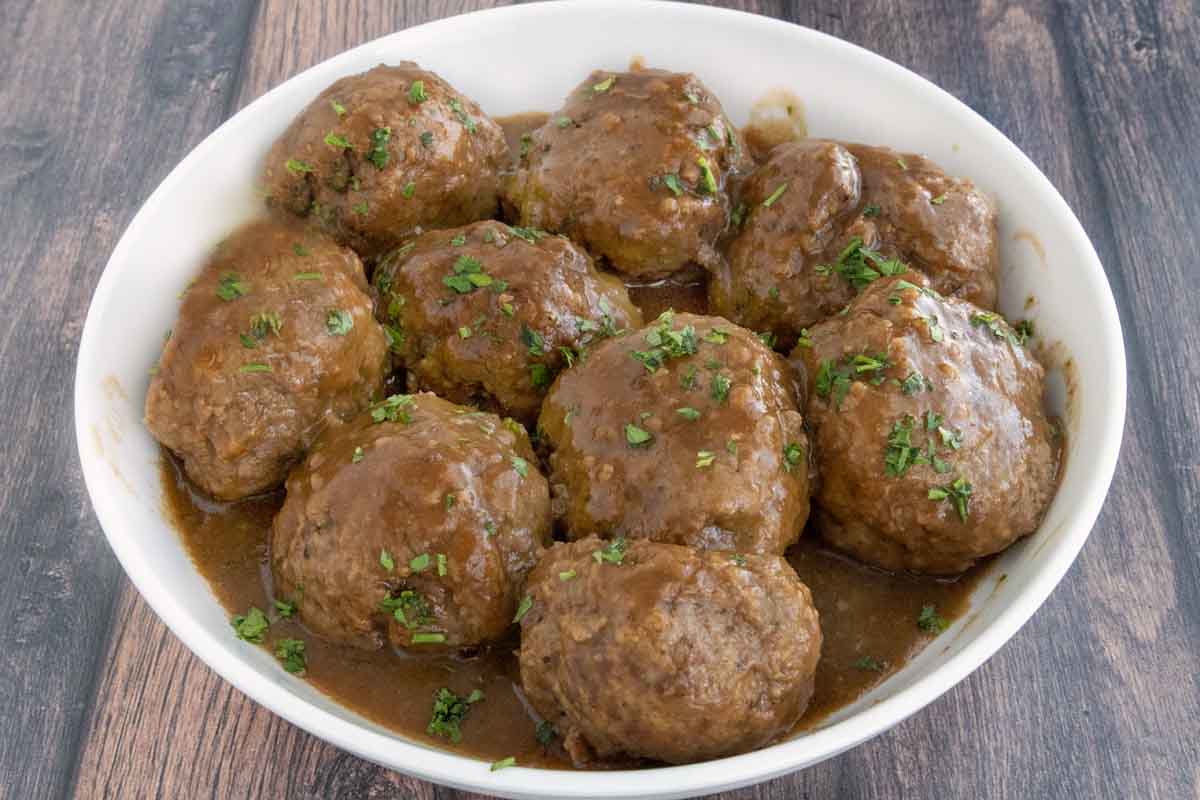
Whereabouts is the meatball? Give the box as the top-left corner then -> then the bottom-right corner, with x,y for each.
145,220 -> 388,500
709,140 -> 998,347
262,63 -> 508,258
518,537 -> 822,765
503,69 -> 752,280
538,311 -> 810,554
792,273 -> 1059,574
372,220 -> 642,423
271,393 -> 551,651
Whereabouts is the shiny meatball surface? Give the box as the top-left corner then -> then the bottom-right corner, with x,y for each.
710,140 -> 998,347
503,69 -> 751,279
792,273 -> 1059,574
145,220 -> 388,500
271,393 -> 551,651
538,312 -> 810,554
262,63 -> 508,257
372,221 -> 641,423
519,537 -> 822,765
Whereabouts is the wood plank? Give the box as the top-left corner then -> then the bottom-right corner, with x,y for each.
60,0 -> 1200,798
0,1 -> 257,798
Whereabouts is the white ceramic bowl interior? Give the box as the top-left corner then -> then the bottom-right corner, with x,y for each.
74,3 -> 1125,798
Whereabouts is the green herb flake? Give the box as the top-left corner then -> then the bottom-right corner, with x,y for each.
663,173 -> 684,196
696,450 -> 716,469
352,446 -> 364,464
458,325 -> 473,340
520,324 -> 546,356
511,455 -> 529,478
367,127 -> 391,169
884,415 -> 921,477
592,537 -> 628,565
408,80 -> 427,104
696,157 -> 718,194
930,477 -> 973,521
352,200 -> 370,216
513,594 -> 533,623
863,203 -> 881,217
624,423 -> 653,448
854,655 -> 886,672
896,157 -> 909,170
731,201 -> 748,227
380,549 -> 395,571
323,131 -> 350,150
292,242 -> 310,257
410,553 -> 432,573
677,407 -> 701,421
703,328 -> 729,345
931,193 -> 947,205
285,158 -> 313,175
711,373 -> 732,404
239,363 -> 272,374
831,237 -> 908,291
917,604 -> 948,633
292,271 -> 323,281
274,598 -> 297,618
783,442 -> 805,472
762,182 -> 789,208
558,570 -> 577,581
216,273 -> 249,302
324,308 -> 353,336
448,98 -> 478,134
231,607 -> 269,642
275,638 -> 306,674
900,371 -> 931,395
925,315 -> 945,343
437,553 -> 448,576
419,130 -> 434,148
491,757 -> 516,772
428,687 -> 484,742
535,720 -> 557,745
331,100 -> 347,116
402,181 -> 416,199
730,553 -> 748,567
592,75 -> 616,93
380,589 -> 432,629
371,394 -> 415,424
530,363 -> 552,388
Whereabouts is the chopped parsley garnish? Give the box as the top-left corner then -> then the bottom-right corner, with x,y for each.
231,607 -> 269,642
796,328 -> 813,348
419,131 -> 434,148
292,271 -> 323,281
412,632 -> 446,644
884,415 -> 922,477
624,423 -> 653,448
513,594 -> 533,623
930,193 -> 947,205
783,442 -> 805,471
428,687 -> 484,742
854,656 -> 886,672
929,477 -> 973,521
511,455 -> 529,478
725,439 -> 738,456
592,537 -> 627,565
380,548 -> 395,572
448,98 -> 478,134
917,604 -> 948,633
408,80 -> 427,104
923,315 -> 945,343
508,226 -> 548,244
530,363 -> 551,388
731,201 -> 748,226
380,589 -> 432,629
681,364 -> 699,389
592,75 -> 616,93
352,200 -> 369,216
410,553 -> 431,573
896,157 -> 908,170
520,324 -> 545,356
216,273 -> 249,301
367,127 -> 391,169
696,450 -> 716,468
703,328 -> 729,345
971,311 -> 1024,347
519,132 -> 533,158
683,89 -> 700,103
730,553 -> 748,567
555,115 -> 573,129
331,100 -> 346,116
663,173 -> 684,196
239,363 -> 272,373
293,242 -> 310,256
631,311 -> 698,372
676,407 -> 701,421
326,308 -> 353,336
323,132 -> 350,149
558,570 -> 577,581
285,158 -> 313,175
711,373 -> 731,404
274,598 -> 297,618
696,157 -> 717,194
437,553 -> 448,576
275,638 -> 306,674
458,325 -> 472,340
535,720 -> 557,745
829,238 -> 908,291
402,181 -> 416,199
863,203 -> 881,217
246,311 -> 282,344
491,757 -> 516,771
762,182 -> 789,207
938,425 -> 963,450
900,371 -> 931,395
814,352 -> 890,408
443,254 -> 494,293
370,394 -> 415,424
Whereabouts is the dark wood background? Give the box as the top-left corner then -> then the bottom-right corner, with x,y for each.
2,1 -> 1196,798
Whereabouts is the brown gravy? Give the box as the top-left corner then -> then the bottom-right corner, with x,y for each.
162,274 -> 987,768
158,111 -> 990,770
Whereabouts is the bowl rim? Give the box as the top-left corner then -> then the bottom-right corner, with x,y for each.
74,2 -> 1126,797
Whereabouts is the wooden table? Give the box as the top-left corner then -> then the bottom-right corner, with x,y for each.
3,1 -> 1197,797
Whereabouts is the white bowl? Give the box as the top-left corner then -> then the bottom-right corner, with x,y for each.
74,2 -> 1125,798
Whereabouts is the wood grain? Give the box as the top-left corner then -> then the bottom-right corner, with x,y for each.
0,1 -> 1195,798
